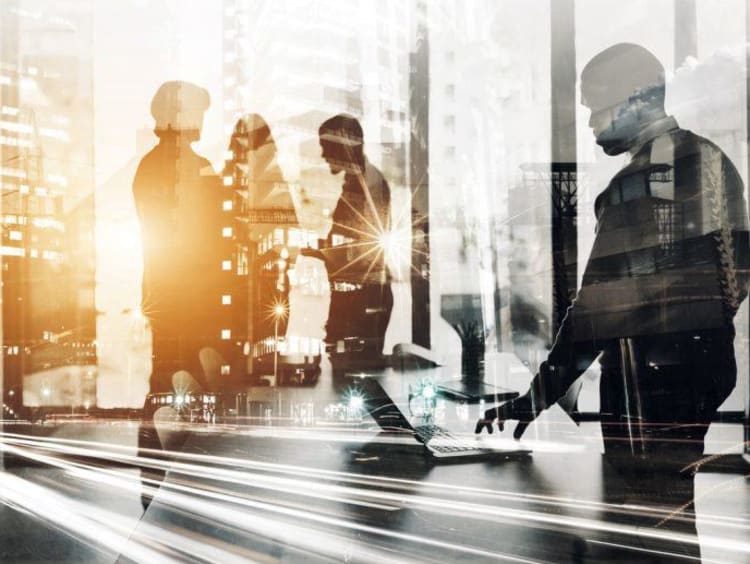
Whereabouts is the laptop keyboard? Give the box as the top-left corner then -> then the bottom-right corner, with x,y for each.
414,424 -> 482,454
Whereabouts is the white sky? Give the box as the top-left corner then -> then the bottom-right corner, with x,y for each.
93,0 -> 224,185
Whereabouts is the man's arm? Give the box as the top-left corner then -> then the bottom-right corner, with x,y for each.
300,245 -> 327,263
476,292 -> 601,438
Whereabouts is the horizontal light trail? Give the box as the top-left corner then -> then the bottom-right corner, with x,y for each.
3,432 -> 750,561
2,430 -> 746,531
2,442 -> 538,563
0,468 -> 344,563
3,434 -> 750,559
585,539 -> 709,563
0,470 -> 181,563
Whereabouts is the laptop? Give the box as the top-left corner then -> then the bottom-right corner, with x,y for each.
436,379 -> 519,403
355,376 -> 530,459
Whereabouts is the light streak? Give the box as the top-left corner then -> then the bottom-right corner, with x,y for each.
0,469 -> 292,562
657,471 -> 750,529
2,431 -> 749,555
1,429 -> 746,532
585,540 -> 708,562
0,471 -> 179,563
1,442 -> 533,563
682,440 -> 750,474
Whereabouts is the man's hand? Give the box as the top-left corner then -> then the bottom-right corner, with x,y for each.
474,393 -> 540,439
300,247 -> 326,261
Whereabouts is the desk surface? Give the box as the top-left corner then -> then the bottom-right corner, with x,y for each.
1,364 -> 747,563
129,409 -> 749,563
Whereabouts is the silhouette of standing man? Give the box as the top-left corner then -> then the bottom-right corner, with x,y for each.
315,114 -> 393,377
134,81 -> 223,394
133,81 -> 224,509
477,44 -> 749,560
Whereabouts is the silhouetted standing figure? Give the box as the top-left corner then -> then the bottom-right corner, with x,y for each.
133,81 -> 224,510
477,44 -> 750,561
134,81 -> 226,392
317,114 -> 393,376
223,114 -> 308,384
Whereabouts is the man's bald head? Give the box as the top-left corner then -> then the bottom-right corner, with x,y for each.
581,44 -> 667,155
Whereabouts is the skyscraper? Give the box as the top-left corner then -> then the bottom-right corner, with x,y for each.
0,0 -> 96,412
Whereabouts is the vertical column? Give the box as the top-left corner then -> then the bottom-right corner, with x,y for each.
674,0 -> 698,67
0,0 -> 20,466
744,0 -> 750,461
549,0 -> 578,335
409,0 -> 430,348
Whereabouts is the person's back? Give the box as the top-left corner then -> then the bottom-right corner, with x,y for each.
579,126 -> 748,339
134,139 -> 216,288
583,124 -> 749,452
327,158 -> 391,285
317,114 -> 393,368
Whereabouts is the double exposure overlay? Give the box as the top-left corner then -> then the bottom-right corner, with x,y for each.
1,1 -> 750,563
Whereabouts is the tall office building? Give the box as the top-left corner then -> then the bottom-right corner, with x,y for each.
0,0 -> 96,411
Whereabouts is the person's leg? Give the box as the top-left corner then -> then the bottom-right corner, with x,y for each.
374,282 -> 394,354
137,416 -> 164,512
140,325 -> 169,513
595,330 -> 737,561
355,283 -> 393,363
592,451 -> 701,563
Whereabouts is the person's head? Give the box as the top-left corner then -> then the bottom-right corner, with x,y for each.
318,114 -> 364,174
581,43 -> 666,155
151,81 -> 210,143
232,113 -> 275,152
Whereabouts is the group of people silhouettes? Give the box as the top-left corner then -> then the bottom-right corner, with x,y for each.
134,42 -> 749,561
133,79 -> 395,509
134,88 -> 393,397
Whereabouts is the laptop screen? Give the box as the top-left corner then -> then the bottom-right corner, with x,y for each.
356,377 -> 415,432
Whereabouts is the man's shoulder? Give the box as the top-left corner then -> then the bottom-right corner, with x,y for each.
135,145 -> 163,173
194,154 -> 215,173
133,146 -> 165,191
363,159 -> 390,201
666,128 -> 744,191
666,127 -> 730,163
613,127 -> 730,176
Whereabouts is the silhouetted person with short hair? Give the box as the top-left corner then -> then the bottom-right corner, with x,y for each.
134,80 -> 226,393
133,80 -> 226,510
315,114 -> 393,377
477,43 -> 750,560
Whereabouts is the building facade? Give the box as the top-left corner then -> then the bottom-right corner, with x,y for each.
0,0 -> 96,412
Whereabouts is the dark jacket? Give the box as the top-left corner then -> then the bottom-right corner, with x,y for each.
529,117 -> 750,430
133,140 -> 226,391
324,158 -> 392,285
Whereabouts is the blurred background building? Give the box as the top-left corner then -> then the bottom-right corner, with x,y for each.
0,0 -> 96,415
